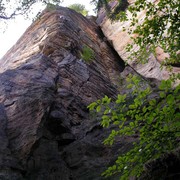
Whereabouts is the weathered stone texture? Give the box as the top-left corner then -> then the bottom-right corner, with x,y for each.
1,3 -> 178,180
97,0 -> 180,81
0,6 -> 136,180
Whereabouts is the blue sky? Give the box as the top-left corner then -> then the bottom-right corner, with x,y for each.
0,1 -> 95,58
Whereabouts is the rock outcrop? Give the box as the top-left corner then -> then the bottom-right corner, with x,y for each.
1,3 -> 179,180
97,0 -> 180,81
0,6 -> 138,180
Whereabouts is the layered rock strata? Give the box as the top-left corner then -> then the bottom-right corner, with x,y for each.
0,6 -> 137,180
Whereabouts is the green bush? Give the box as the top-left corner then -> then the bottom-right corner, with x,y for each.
68,3 -> 88,16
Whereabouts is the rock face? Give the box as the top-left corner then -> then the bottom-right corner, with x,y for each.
97,0 -> 180,81
0,6 -> 138,180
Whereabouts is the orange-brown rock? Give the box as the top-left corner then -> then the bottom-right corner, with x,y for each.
97,0 -> 180,81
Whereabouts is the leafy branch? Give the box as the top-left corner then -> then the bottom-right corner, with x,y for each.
88,75 -> 180,179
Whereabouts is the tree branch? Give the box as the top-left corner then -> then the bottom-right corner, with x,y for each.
0,11 -> 17,20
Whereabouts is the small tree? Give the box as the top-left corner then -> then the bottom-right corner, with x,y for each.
68,3 -> 88,16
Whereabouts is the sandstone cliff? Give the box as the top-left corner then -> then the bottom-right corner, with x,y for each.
0,6 -> 138,180
0,5 -> 179,180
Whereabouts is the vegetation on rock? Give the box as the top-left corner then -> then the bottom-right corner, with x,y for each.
80,45 -> 95,63
89,0 -> 180,179
68,3 -> 88,16
88,75 -> 180,179
0,0 -> 179,179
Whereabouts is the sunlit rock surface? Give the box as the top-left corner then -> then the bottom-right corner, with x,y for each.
97,0 -> 180,81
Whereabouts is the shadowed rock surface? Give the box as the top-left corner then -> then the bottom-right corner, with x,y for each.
0,6 -> 139,180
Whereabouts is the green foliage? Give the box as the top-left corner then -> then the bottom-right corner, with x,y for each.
80,45 -> 95,63
90,0 -> 180,179
68,3 -> 88,16
88,75 -> 180,179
